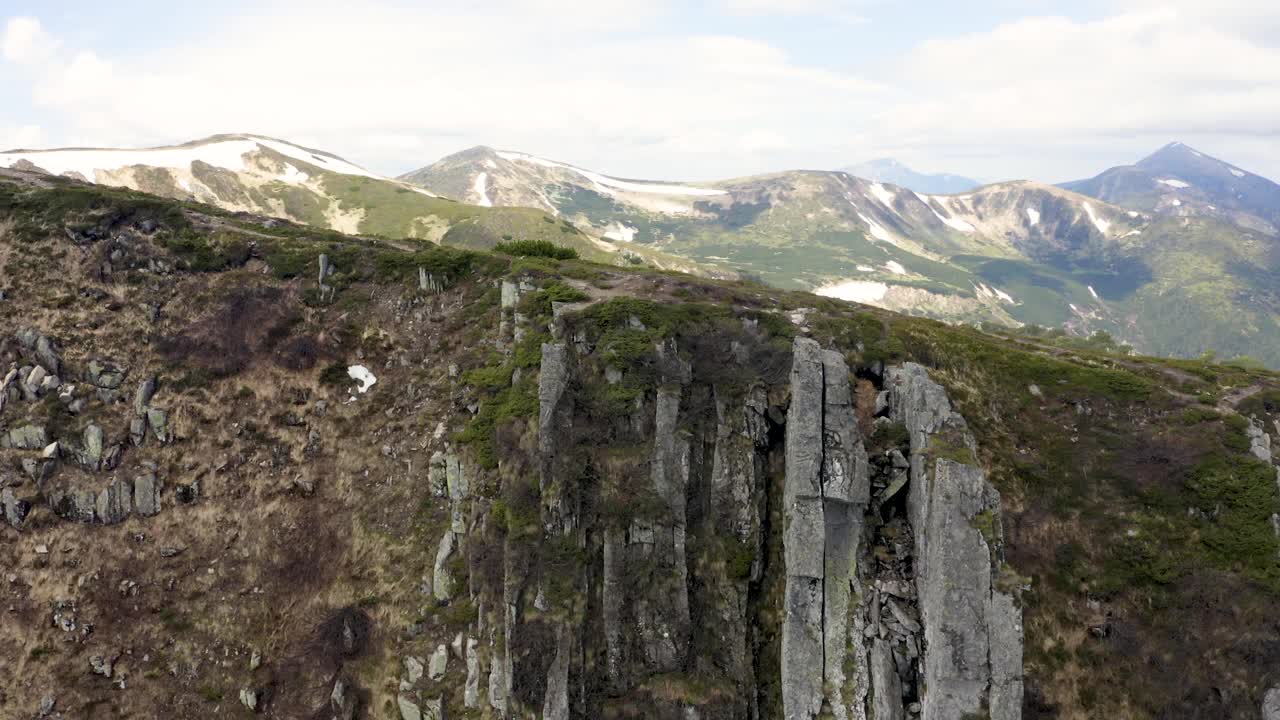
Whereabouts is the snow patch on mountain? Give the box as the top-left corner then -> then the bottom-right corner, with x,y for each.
884,260 -> 906,275
1088,286 -> 1099,300
472,172 -> 493,207
1158,178 -> 1190,189
279,163 -> 309,184
869,182 -> 896,208
1229,168 -> 1245,178
857,265 -> 874,272
975,283 -> 1016,304
494,150 -> 726,197
815,279 -> 888,304
1025,208 -> 1040,226
252,137 -> 383,180
603,222 -> 638,242
1082,202 -> 1111,233
933,206 -> 975,233
854,209 -> 892,242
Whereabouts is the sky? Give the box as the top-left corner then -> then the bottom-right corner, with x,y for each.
1,0 -> 1279,183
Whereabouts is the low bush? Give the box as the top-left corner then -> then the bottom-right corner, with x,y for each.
493,239 -> 578,260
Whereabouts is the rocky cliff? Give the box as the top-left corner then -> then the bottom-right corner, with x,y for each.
3,170 -> 1280,719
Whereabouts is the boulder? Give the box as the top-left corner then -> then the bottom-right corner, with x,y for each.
428,645 -> 448,681
1264,687 -> 1280,720
397,696 -> 423,720
2,488 -> 31,527
239,687 -> 260,712
146,408 -> 170,444
133,377 -> 157,416
134,472 -> 161,516
4,425 -> 48,450
95,477 -> 133,524
405,655 -> 425,684
432,531 -> 458,602
85,359 -> 125,389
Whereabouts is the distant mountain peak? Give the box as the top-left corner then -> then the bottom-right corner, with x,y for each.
1062,142 -> 1279,234
840,157 -> 980,195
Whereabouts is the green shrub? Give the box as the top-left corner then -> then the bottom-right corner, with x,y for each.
164,230 -> 250,272
522,281 -> 590,316
493,239 -> 578,260
1223,415 -> 1252,452
319,362 -> 350,388
1179,406 -> 1221,425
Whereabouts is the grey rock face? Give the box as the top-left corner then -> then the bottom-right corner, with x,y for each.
85,359 -> 125,389
432,530 -> 459,602
2,488 -> 31,527
885,362 -> 1023,720
640,386 -> 692,671
133,377 -> 157,416
541,625 -> 571,720
146,408 -> 170,443
4,424 -> 48,450
428,645 -> 448,681
405,655 -> 425,684
428,451 -> 448,497
782,338 -> 872,720
464,637 -> 481,708
1263,687 -> 1280,720
134,471 -> 161,515
84,423 -> 104,462
1248,419 -> 1273,463
16,328 -> 62,374
870,638 -> 904,720
397,696 -> 422,720
537,343 -> 570,456
95,477 -> 133,524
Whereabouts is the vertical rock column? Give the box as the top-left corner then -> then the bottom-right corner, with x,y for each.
782,338 -> 872,720
782,339 -> 827,720
820,349 -> 872,720
886,363 -> 1023,720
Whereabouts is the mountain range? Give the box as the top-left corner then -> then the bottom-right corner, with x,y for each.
4,135 -> 1279,365
0,134 -> 716,276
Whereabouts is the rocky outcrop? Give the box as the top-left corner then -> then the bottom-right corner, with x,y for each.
781,338 -> 871,720
459,325 -> 1021,720
887,362 -> 1023,720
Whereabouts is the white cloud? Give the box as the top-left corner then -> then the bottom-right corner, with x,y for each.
0,6 -> 886,178
722,0 -> 867,23
889,10 -> 1280,139
2,3 -> 1280,183
0,124 -> 43,150
1,16 -> 56,64
34,51 -> 115,107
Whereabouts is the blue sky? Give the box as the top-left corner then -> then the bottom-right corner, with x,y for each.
2,0 -> 1278,182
